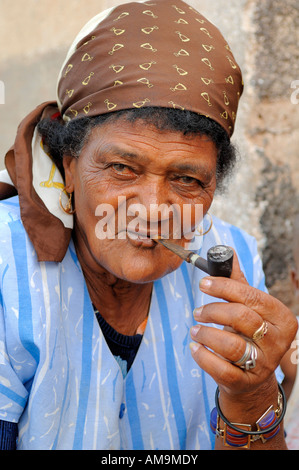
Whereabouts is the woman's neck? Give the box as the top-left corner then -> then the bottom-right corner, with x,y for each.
73,233 -> 153,336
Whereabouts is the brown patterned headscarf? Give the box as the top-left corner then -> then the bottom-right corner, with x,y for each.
57,0 -> 243,137
0,0 -> 243,262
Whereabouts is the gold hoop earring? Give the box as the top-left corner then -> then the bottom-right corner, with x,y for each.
59,188 -> 76,215
196,212 -> 213,237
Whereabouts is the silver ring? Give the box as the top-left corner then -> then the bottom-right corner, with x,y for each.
233,341 -> 251,367
232,342 -> 257,370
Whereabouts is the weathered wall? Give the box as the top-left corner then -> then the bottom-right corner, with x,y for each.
247,0 -> 299,313
0,0 -> 298,311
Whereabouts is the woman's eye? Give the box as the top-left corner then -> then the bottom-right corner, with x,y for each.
178,176 -> 202,186
111,163 -> 131,174
180,176 -> 195,183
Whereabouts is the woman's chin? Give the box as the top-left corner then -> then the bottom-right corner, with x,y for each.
104,253 -> 182,284
109,264 -> 177,284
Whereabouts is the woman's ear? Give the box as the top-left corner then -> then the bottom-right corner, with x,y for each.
62,155 -> 77,193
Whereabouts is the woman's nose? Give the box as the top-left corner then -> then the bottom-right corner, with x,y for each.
127,180 -> 173,222
126,180 -> 184,238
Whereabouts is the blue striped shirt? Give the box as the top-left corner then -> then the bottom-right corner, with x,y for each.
0,196 -> 267,450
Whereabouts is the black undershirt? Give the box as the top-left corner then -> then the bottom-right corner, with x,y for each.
94,308 -> 143,373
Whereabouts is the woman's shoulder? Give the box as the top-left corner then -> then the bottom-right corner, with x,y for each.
0,196 -> 27,244
200,214 -> 266,289
0,196 -> 28,264
0,195 -> 22,225
209,214 -> 260,262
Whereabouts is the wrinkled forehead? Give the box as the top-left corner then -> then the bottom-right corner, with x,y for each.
56,0 -> 243,137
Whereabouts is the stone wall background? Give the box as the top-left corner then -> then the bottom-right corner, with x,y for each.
0,0 -> 298,312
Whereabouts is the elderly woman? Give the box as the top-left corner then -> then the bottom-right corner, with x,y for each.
0,0 -> 297,450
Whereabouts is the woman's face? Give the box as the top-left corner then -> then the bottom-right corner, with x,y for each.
63,118 -> 218,283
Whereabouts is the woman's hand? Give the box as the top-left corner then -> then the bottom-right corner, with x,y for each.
190,251 -> 298,448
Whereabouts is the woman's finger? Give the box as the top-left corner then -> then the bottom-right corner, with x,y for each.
190,324 -> 255,365
189,341 -> 250,390
193,301 -> 265,340
199,276 -> 290,326
228,247 -> 249,284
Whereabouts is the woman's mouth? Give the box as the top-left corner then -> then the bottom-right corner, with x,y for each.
126,230 -> 158,247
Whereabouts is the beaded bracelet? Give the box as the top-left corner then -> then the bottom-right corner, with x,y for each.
210,382 -> 286,449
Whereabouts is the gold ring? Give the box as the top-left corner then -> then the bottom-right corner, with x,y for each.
252,321 -> 268,342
